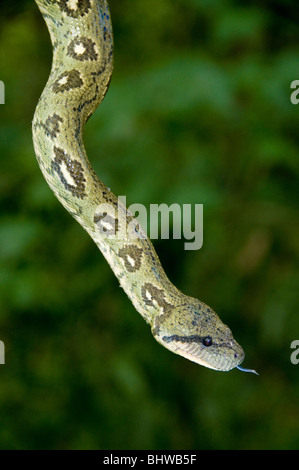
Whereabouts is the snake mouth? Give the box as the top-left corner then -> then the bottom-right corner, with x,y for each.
194,347 -> 245,372
159,335 -> 245,372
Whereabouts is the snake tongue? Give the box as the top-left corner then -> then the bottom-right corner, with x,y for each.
236,365 -> 259,375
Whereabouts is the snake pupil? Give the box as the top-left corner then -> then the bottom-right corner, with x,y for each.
202,336 -> 212,347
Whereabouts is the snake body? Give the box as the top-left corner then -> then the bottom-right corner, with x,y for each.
32,0 -> 251,372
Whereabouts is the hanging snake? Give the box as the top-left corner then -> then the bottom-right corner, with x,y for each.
32,0 -> 257,374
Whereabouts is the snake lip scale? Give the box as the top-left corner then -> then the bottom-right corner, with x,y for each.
32,0 -> 257,374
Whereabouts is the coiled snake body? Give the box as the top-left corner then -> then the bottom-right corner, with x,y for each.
32,0 -> 256,373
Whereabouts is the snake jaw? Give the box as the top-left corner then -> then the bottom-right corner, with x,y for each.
156,334 -> 245,371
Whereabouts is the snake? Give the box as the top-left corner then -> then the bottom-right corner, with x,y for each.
32,0 -> 257,374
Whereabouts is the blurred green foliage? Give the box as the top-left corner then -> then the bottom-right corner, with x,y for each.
0,0 -> 299,450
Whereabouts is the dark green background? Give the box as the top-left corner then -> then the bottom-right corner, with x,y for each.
0,0 -> 299,450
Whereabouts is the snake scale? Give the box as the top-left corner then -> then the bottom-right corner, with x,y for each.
32,0 -> 257,373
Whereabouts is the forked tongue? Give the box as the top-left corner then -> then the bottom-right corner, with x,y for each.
236,365 -> 259,375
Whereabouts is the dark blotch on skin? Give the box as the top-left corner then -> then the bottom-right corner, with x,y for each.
94,212 -> 118,236
141,283 -> 173,317
67,37 -> 98,61
57,0 -> 91,18
118,245 -> 143,273
42,113 -> 63,138
51,146 -> 86,198
52,69 -> 83,93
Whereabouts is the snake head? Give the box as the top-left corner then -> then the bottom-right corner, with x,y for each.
152,296 -> 245,371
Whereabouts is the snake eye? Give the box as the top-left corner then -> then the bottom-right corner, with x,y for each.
202,336 -> 212,347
